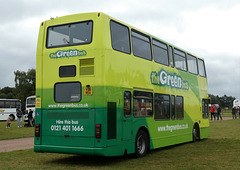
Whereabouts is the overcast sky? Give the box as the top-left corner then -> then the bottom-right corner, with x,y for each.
0,0 -> 239,99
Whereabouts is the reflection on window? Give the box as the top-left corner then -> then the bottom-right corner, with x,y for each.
153,39 -> 169,66
47,21 -> 93,48
154,94 -> 170,120
133,91 -> 153,117
198,59 -> 206,77
110,21 -> 131,54
131,30 -> 152,60
54,82 -> 81,103
176,96 -> 184,119
26,98 -> 35,107
0,101 -> 4,108
5,101 -> 15,108
124,91 -> 131,117
187,54 -> 198,74
59,65 -> 76,77
202,99 -> 209,119
174,49 -> 187,71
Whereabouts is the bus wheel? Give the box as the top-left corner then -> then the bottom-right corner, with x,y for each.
135,130 -> 148,157
9,114 -> 15,121
192,124 -> 199,142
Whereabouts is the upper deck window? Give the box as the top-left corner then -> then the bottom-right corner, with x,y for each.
198,59 -> 206,77
152,39 -> 169,66
131,30 -> 152,60
187,54 -> 198,75
110,21 -> 131,54
174,49 -> 187,71
47,21 -> 93,48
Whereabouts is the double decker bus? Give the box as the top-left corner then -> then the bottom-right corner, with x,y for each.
34,12 -> 210,157
0,99 -> 21,121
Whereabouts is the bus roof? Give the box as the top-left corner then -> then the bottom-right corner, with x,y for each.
44,12 -> 204,61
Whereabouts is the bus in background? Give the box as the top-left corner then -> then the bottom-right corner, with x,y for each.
0,99 -> 21,121
26,95 -> 35,117
35,12 -> 210,157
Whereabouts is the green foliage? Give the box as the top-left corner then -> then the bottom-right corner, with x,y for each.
0,87 -> 15,99
14,68 -> 35,108
209,94 -> 235,108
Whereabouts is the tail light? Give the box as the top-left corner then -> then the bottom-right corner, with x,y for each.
95,124 -> 101,138
35,124 -> 40,137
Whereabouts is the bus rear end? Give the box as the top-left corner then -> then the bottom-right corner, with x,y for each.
34,12 -> 108,156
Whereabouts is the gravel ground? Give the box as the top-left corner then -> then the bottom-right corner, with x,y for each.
0,137 -> 34,152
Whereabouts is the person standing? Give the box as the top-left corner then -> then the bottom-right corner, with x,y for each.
232,107 -> 236,119
210,105 -> 215,120
217,106 -> 222,120
6,116 -> 11,128
28,109 -> 33,127
16,109 -> 23,128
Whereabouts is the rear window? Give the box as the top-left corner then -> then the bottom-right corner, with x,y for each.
47,21 -> 93,48
54,82 -> 81,103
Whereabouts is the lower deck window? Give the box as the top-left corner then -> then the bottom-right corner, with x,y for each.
133,91 -> 153,117
202,99 -> 209,119
54,82 -> 81,103
154,94 -> 170,120
176,96 -> 184,119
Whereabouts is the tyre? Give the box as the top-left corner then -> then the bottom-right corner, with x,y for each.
192,124 -> 199,142
135,130 -> 148,157
9,114 -> 15,121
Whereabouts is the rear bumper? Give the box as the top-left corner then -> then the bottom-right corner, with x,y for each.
34,145 -> 122,156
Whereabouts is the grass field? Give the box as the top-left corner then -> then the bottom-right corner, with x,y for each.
0,119 -> 240,169
0,120 -> 34,140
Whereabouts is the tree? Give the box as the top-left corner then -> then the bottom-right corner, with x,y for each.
209,94 -> 236,108
14,68 -> 35,108
0,87 -> 15,99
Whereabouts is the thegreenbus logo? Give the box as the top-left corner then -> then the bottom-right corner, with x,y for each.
151,69 -> 189,90
49,49 -> 87,59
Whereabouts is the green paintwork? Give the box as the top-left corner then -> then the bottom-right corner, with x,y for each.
35,12 -> 209,157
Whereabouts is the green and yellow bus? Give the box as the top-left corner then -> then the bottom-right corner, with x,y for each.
34,12 -> 210,157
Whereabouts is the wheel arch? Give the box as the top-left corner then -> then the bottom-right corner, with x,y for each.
136,126 -> 150,150
193,122 -> 200,141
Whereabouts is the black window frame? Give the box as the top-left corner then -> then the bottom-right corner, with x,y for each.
174,48 -> 187,71
54,81 -> 82,103
133,90 -> 153,117
110,20 -> 131,54
187,54 -> 198,75
46,20 -> 93,49
152,39 -> 169,66
131,29 -> 152,61
154,93 -> 170,121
